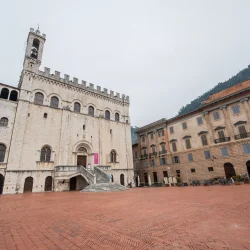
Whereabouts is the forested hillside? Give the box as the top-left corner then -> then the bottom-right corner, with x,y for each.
178,65 -> 250,115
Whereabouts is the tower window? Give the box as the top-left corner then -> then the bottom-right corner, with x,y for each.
40,146 -> 51,162
43,113 -> 48,118
115,112 -> 120,122
0,118 -> 8,127
105,110 -> 110,120
74,102 -> 81,113
0,144 -> 6,162
88,106 -> 94,116
50,96 -> 59,108
34,92 -> 44,105
31,38 -> 40,59
110,150 -> 117,163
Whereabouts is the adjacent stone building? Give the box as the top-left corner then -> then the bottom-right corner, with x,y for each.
135,81 -> 250,185
0,28 -> 133,194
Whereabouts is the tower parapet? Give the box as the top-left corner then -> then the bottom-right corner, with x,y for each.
38,67 -> 130,104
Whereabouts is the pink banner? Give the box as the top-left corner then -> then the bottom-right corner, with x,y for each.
94,153 -> 99,164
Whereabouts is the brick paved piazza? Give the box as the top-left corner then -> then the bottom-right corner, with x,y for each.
0,186 -> 250,250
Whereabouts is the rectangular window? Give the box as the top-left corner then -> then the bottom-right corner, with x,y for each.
204,150 -> 211,159
172,156 -> 180,164
213,111 -> 220,120
150,159 -> 155,167
197,117 -> 203,125
232,105 -> 240,115
188,153 -> 193,162
134,151 -> 137,159
243,144 -> 250,154
201,134 -> 208,146
221,147 -> 229,157
152,147 -> 156,153
185,139 -> 191,149
150,133 -> 154,139
182,122 -> 187,130
161,144 -> 166,153
135,162 -> 139,168
143,161 -> 147,168
218,130 -> 225,138
238,125 -> 247,135
143,149 -> 147,155
142,136 -> 145,142
158,129 -> 164,137
191,168 -> 196,173
172,142 -> 177,152
163,171 -> 168,177
208,167 -> 214,171
170,126 -> 174,134
160,157 -> 167,166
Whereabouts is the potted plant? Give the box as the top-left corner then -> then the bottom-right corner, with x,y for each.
232,175 -> 241,185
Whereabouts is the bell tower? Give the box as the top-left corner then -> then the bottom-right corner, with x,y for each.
23,27 -> 46,72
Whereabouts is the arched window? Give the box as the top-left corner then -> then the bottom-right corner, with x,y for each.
0,144 -> 6,162
34,92 -> 44,105
110,150 -> 117,163
9,90 -> 18,101
31,38 -> 40,59
115,113 -> 120,122
88,106 -> 94,116
0,88 -> 9,100
74,102 -> 81,113
40,146 -> 51,162
0,118 -> 8,127
105,110 -> 110,120
50,96 -> 59,108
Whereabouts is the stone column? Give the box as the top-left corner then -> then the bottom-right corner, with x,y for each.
240,98 -> 250,123
148,174 -> 151,186
220,105 -> 235,139
203,112 -> 215,144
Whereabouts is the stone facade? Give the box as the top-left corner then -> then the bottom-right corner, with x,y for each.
135,82 -> 250,185
0,28 -> 133,194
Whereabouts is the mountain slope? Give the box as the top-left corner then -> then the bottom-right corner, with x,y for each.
178,65 -> 250,115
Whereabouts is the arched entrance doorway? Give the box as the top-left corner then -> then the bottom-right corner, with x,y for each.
70,176 -> 88,191
44,176 -> 53,191
144,173 -> 148,186
0,174 -> 4,194
224,163 -> 236,179
246,161 -> 250,177
110,174 -> 114,182
24,177 -> 33,193
70,177 -> 77,191
120,174 -> 124,186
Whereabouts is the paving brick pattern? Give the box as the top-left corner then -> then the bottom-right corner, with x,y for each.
0,186 -> 250,250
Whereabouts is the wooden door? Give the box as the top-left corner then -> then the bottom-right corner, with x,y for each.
0,174 -> 4,194
77,155 -> 87,168
24,177 -> 33,193
120,174 -> 124,186
45,176 -> 52,191
70,177 -> 77,191
224,163 -> 236,179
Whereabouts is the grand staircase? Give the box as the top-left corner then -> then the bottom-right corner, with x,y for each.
54,165 -> 110,185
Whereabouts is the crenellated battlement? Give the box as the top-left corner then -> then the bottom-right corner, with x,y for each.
38,67 -> 130,103
29,28 -> 46,39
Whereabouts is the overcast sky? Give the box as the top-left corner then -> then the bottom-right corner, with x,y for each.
1,0 -> 250,126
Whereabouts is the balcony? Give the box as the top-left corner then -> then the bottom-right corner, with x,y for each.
140,154 -> 148,160
159,150 -> 167,155
235,132 -> 250,140
214,137 -> 230,144
149,152 -> 158,158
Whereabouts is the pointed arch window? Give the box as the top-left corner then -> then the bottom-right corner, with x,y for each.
0,118 -> 8,127
50,96 -> 59,108
110,150 -> 117,163
88,106 -> 94,116
74,102 -> 81,113
34,92 -> 44,105
105,110 -> 110,120
0,144 -> 6,162
40,146 -> 51,162
115,113 -> 120,122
